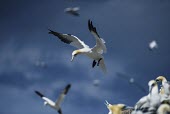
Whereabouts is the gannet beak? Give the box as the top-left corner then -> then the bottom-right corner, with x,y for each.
71,56 -> 74,62
105,100 -> 109,106
44,101 -> 47,106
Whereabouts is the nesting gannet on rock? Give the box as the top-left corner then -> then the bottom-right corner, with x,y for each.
35,84 -> 71,114
156,76 -> 170,96
148,40 -> 158,51
48,20 -> 107,73
156,76 -> 170,104
64,7 -> 80,16
134,80 -> 160,113
105,100 -> 133,114
148,80 -> 160,111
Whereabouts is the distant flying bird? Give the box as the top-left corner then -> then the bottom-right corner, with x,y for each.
116,73 -> 147,93
64,7 -> 80,16
105,100 -> 133,114
35,84 -> 71,114
149,40 -> 158,51
93,79 -> 100,86
35,60 -> 47,68
48,20 -> 107,73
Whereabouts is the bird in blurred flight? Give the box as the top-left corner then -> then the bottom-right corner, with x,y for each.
48,20 -> 107,73
35,84 -> 71,114
149,40 -> 158,51
64,7 -> 80,16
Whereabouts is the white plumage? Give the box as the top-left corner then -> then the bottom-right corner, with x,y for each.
48,20 -> 107,73
35,84 -> 71,114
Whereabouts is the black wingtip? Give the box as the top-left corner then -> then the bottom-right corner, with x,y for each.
48,29 -> 53,34
35,90 -> 44,98
64,84 -> 71,94
58,108 -> 62,114
88,20 -> 100,38
88,19 -> 92,31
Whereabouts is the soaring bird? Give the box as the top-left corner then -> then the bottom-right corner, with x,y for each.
148,40 -> 158,51
105,100 -> 133,114
35,84 -> 71,114
64,7 -> 80,16
48,20 -> 107,73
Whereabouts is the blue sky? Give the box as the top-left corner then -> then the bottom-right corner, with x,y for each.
0,0 -> 170,114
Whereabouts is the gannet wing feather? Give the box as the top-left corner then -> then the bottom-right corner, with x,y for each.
72,7 -> 80,11
88,20 -> 107,54
48,29 -> 89,49
58,108 -> 62,114
99,59 -> 107,73
35,90 -> 53,103
55,84 -> 71,106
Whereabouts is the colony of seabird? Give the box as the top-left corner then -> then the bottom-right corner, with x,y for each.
105,76 -> 170,114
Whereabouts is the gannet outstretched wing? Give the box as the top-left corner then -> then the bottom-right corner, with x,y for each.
35,84 -> 71,114
88,20 -> 107,54
35,91 -> 55,105
48,29 -> 89,49
72,7 -> 80,11
55,84 -> 71,106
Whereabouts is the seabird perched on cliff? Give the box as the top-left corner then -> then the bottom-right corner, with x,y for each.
48,20 -> 107,73
35,84 -> 71,114
134,80 -> 160,112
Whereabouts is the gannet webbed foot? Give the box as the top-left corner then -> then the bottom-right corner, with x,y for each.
97,58 -> 102,66
92,60 -> 97,68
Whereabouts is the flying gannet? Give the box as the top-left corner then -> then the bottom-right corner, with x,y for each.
93,79 -> 100,87
48,20 -> 107,73
35,84 -> 71,114
64,7 -> 80,16
105,100 -> 133,114
148,40 -> 158,51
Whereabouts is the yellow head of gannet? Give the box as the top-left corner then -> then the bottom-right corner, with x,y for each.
159,86 -> 165,95
148,80 -> 157,93
156,76 -> 167,83
71,50 -> 83,61
105,100 -> 126,114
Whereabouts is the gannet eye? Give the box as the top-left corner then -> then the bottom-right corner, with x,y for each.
152,83 -> 156,87
74,54 -> 77,56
